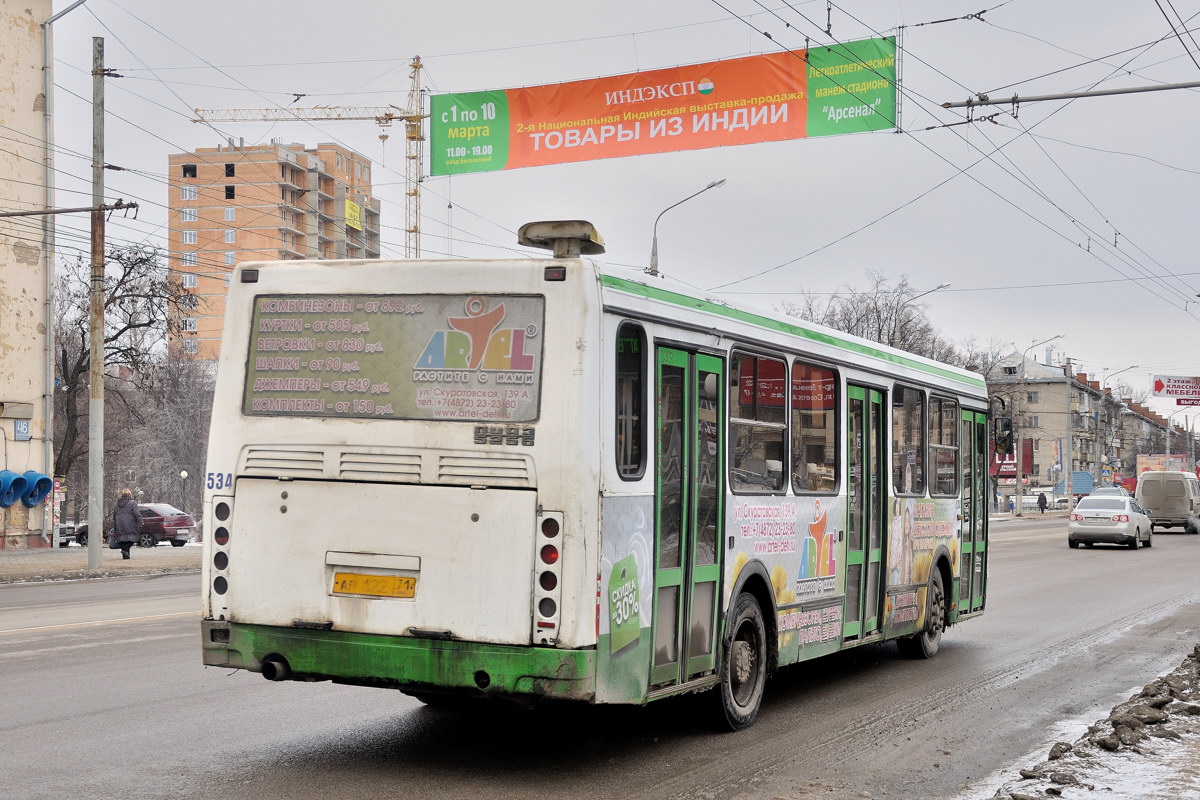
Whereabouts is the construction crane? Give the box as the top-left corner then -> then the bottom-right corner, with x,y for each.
194,57 -> 424,258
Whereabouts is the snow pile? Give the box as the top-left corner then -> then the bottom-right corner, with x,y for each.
985,643 -> 1200,799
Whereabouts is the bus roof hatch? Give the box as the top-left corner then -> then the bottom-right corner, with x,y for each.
517,220 -> 606,258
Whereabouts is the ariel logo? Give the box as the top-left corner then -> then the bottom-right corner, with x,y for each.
698,78 -> 715,95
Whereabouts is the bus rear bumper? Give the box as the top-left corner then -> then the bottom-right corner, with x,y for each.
202,619 -> 596,701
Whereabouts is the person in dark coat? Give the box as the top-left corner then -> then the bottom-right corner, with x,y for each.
1037,492 -> 1048,514
113,488 -> 140,559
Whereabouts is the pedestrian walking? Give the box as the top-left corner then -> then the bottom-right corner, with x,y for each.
1037,491 -> 1048,514
113,488 -> 140,559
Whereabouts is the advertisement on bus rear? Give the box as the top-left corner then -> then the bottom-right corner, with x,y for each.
243,294 -> 544,422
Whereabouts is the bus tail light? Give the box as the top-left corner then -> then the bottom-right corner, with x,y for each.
533,513 -> 563,644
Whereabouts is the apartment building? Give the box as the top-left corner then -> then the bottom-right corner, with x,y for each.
167,140 -> 381,359
985,353 -> 1182,504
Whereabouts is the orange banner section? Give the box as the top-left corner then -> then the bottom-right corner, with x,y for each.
506,52 -> 807,169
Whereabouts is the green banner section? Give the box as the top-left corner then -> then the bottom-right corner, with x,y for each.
805,37 -> 896,137
429,91 -> 511,175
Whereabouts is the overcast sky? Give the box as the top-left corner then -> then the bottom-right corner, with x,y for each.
42,0 -> 1200,419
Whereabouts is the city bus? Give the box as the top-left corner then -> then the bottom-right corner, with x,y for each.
200,220 -> 989,730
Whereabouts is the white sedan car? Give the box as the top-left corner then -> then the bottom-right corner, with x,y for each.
1068,496 -> 1152,550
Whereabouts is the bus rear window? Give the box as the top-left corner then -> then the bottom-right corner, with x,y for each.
244,293 -> 544,422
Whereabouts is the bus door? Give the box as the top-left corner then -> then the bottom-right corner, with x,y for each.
651,348 -> 723,687
959,410 -> 988,613
844,385 -> 885,639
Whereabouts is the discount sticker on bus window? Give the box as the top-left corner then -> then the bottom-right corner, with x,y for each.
244,294 -> 544,422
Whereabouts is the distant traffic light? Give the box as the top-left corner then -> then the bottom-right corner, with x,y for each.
994,417 -> 1013,456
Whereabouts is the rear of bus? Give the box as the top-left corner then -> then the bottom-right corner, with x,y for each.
200,224 -> 606,703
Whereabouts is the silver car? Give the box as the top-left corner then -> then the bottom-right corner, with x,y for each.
1068,496 -> 1152,549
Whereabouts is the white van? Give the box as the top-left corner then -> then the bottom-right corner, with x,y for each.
1134,471 -> 1200,533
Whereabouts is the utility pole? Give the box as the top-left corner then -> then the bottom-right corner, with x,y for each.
87,36 -> 105,569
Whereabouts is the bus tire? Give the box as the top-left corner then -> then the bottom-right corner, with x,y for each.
719,591 -> 767,731
898,569 -> 945,660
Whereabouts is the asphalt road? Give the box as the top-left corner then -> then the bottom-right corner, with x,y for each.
2,517 -> 1197,800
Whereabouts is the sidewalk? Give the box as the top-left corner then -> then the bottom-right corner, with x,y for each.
0,542 -> 201,584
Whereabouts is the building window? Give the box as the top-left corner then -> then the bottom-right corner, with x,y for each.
892,385 -> 926,495
791,360 -> 838,493
1028,416 -> 1039,428
182,164 -> 196,178
730,352 -> 787,493
181,186 -> 197,201
182,317 -> 198,332
181,252 -> 198,266
225,251 -> 236,266
224,207 -> 235,221
180,294 -> 198,310
225,185 -> 235,200
1002,365 -> 1018,376
181,339 -> 198,354
1027,391 -> 1038,404
181,230 -> 197,245
224,229 -> 236,244
181,274 -> 198,288
181,208 -> 197,223
225,163 -> 235,177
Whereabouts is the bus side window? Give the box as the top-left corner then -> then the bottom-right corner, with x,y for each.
616,322 -> 646,479
730,352 -> 787,493
930,396 -> 959,496
791,360 -> 838,493
892,385 -> 926,495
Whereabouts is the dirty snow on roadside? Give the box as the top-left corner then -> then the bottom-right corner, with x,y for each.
963,644 -> 1200,800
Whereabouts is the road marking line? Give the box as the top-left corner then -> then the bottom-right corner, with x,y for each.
0,610 -> 199,634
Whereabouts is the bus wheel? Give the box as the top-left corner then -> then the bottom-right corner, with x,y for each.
898,570 -> 945,660
719,592 -> 767,731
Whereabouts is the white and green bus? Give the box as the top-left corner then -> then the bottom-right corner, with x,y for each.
200,221 -> 988,730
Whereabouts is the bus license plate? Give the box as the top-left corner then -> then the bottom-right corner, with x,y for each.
332,572 -> 416,598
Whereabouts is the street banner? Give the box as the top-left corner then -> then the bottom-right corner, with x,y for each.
429,37 -> 896,176
1152,375 -> 1200,403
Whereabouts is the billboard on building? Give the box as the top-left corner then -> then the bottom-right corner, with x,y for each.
344,200 -> 362,232
1152,375 -> 1200,403
429,37 -> 896,176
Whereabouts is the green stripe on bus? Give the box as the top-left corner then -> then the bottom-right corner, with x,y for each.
221,623 -> 596,700
600,275 -> 985,390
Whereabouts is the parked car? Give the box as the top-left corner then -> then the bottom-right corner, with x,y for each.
1088,486 -> 1131,497
74,503 -> 196,548
1067,496 -> 1152,549
54,523 -> 80,547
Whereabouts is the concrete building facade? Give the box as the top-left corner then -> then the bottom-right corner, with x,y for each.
0,0 -> 54,548
986,352 -> 1187,507
166,141 -> 381,359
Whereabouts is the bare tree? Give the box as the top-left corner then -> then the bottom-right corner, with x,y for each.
52,245 -> 194,518
779,271 -> 966,364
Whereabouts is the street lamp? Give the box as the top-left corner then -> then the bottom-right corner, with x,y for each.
179,470 -> 189,511
1094,365 -> 1137,488
647,179 -> 726,277
1014,334 -> 1063,516
888,283 -> 949,347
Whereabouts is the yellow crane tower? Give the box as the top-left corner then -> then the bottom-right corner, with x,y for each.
195,57 -> 424,258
